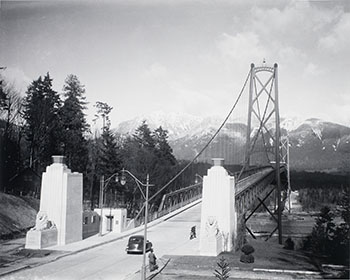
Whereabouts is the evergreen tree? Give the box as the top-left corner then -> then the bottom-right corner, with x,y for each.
153,126 -> 176,166
303,200 -> 350,266
151,126 -> 178,203
122,122 -> 178,211
95,101 -> 112,132
94,102 -> 122,206
60,74 -> 89,172
123,121 -> 156,179
99,126 -> 122,179
311,206 -> 335,255
23,73 -> 62,172
332,189 -> 350,265
133,120 -> 155,150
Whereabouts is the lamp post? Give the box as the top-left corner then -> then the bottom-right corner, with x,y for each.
99,169 -> 152,280
98,173 -> 119,236
119,169 -> 152,280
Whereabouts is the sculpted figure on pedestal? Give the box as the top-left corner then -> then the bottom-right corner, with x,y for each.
205,216 -> 219,238
31,211 -> 55,231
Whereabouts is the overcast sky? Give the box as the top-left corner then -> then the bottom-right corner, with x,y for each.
1,0 -> 349,127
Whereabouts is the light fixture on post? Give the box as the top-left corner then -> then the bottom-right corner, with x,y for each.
120,173 -> 126,186
195,173 -> 203,184
98,172 -> 119,237
118,168 -> 153,280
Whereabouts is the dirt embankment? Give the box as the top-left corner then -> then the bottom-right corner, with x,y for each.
0,192 -> 39,239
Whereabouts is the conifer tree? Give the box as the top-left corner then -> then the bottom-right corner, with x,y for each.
122,122 -> 178,209
23,73 -> 62,172
133,120 -> 155,150
153,126 -> 176,166
94,102 -> 122,206
60,74 -> 89,172
151,126 -> 178,198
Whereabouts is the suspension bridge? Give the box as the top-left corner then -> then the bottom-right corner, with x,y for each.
3,62 -> 292,280
131,62 -> 291,251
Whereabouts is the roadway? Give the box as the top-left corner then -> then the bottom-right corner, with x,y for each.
235,167 -> 274,195
1,203 -> 201,280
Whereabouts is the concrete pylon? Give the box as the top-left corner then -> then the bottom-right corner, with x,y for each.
40,156 -> 83,245
199,158 -> 236,256
26,156 -> 83,249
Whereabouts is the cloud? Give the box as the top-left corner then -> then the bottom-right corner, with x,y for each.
318,13 -> 350,53
168,81 -> 222,117
246,2 -> 348,66
303,62 -> 323,78
143,62 -> 168,79
249,2 -> 341,47
216,32 -> 267,65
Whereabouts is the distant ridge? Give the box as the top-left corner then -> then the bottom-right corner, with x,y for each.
116,112 -> 350,173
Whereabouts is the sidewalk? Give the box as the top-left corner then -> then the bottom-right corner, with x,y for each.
0,199 -> 201,278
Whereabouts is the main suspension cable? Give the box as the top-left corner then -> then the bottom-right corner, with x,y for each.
148,69 -> 252,204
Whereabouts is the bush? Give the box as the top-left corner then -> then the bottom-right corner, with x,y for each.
241,244 -> 255,255
302,205 -> 350,266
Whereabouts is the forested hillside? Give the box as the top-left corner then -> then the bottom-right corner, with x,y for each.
0,192 -> 39,238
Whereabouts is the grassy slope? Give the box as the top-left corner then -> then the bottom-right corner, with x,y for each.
0,192 -> 39,239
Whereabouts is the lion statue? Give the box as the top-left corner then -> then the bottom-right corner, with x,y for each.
31,211 -> 55,231
205,216 -> 219,238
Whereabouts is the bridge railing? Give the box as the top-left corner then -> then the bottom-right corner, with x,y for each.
130,183 -> 202,228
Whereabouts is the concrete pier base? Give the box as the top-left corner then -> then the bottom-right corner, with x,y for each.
25,228 -> 58,249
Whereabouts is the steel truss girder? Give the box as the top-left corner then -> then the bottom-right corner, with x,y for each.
239,169 -> 288,242
159,183 -> 202,211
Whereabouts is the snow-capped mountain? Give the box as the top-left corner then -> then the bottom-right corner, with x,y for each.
287,118 -> 350,172
116,112 -> 350,173
117,111 -> 223,140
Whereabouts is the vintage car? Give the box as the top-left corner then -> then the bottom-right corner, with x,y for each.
126,235 -> 152,254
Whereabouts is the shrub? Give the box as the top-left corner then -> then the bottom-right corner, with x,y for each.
241,244 -> 255,255
214,256 -> 230,280
302,205 -> 350,266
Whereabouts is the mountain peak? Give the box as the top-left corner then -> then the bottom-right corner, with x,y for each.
117,111 -> 206,140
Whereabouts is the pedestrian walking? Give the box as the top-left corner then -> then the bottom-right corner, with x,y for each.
190,225 -> 196,239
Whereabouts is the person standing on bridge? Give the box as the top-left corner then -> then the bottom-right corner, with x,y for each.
148,248 -> 158,272
190,226 -> 196,239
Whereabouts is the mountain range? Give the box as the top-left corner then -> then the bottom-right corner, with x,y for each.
116,112 -> 350,173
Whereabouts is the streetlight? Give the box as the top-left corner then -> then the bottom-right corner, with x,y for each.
118,169 -> 153,280
195,173 -> 203,184
99,169 -> 153,280
98,173 -> 119,236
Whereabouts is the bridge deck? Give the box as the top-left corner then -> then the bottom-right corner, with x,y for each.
236,168 -> 274,196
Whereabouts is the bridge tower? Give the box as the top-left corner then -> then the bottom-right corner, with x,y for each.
241,62 -> 283,244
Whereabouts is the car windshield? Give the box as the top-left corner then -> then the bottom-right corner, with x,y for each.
129,237 -> 143,243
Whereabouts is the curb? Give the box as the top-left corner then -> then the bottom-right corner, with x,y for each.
0,265 -> 30,278
147,258 -> 171,280
252,267 -> 321,275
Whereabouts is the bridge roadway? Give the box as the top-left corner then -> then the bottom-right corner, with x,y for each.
235,167 -> 274,195
2,203 -> 202,280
